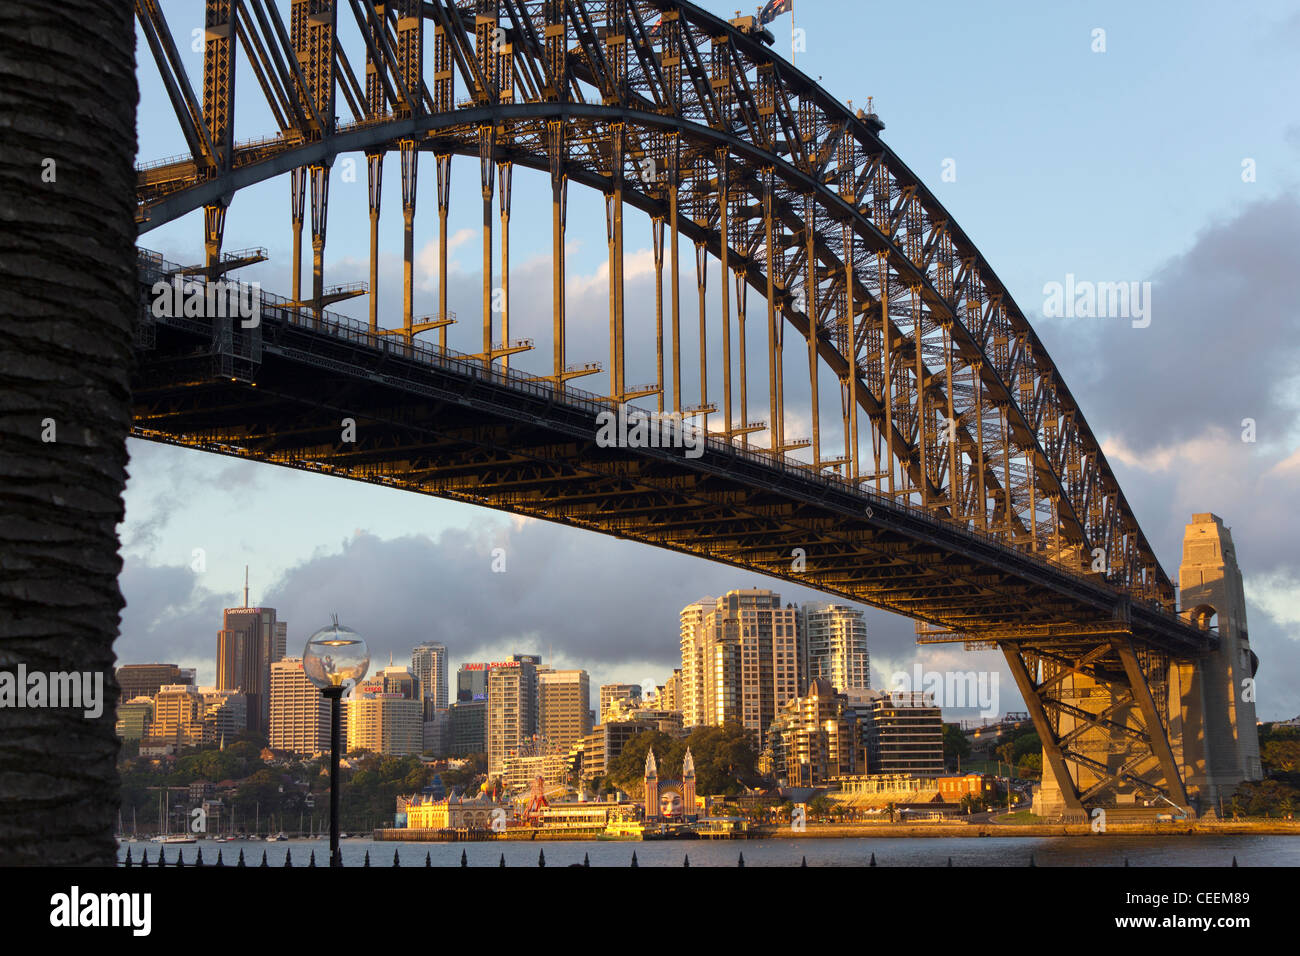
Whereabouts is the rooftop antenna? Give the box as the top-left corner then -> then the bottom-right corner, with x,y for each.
244,565 -> 249,608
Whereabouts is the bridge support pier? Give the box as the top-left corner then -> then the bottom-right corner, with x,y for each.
1175,513 -> 1263,814
1015,513 -> 1261,820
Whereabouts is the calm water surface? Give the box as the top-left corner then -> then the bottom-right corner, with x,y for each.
118,834 -> 1300,867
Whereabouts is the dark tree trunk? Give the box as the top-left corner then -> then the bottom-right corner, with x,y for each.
0,2 -> 138,864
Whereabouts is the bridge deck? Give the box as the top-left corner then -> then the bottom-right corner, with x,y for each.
132,258 -> 1210,659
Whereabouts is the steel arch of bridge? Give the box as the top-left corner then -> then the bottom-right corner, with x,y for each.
132,0 -> 1212,812
136,0 -> 1171,607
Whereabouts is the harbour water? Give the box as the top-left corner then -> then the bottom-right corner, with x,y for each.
117,834 -> 1300,867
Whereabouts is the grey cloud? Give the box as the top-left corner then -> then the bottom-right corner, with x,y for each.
116,559 -> 235,682
1042,193 -> 1300,451
118,517 -> 933,697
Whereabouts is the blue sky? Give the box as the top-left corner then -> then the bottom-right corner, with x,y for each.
123,1 -> 1300,720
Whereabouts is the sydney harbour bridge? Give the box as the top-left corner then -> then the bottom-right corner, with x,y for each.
129,0 -> 1259,817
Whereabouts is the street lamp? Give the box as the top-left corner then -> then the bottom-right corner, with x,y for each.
303,617 -> 368,867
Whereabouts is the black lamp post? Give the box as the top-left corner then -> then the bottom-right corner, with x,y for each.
303,617 -> 368,867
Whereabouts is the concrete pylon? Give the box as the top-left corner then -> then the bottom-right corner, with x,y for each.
1172,513 -> 1263,814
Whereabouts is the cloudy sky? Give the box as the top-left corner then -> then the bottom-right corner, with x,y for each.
122,1 -> 1300,721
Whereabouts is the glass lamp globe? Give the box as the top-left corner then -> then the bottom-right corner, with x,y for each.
303,619 -> 369,691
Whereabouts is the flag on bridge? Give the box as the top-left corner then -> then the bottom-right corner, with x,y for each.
759,0 -> 793,25
649,15 -> 662,38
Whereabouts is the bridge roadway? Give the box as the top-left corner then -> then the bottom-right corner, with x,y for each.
131,251 -> 1210,660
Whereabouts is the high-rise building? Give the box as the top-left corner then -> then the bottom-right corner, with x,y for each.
457,663 -> 489,702
273,621 -> 288,664
116,697 -> 154,741
411,642 -> 448,709
767,678 -> 862,786
566,718 -> 666,782
198,688 -> 247,746
346,694 -> 423,756
862,690 -> 944,774
449,699 -> 487,755
678,588 -> 801,745
538,668 -> 592,753
150,684 -> 203,746
486,655 -> 540,778
801,602 -> 870,694
599,683 -> 641,724
269,657 -> 331,755
423,707 -> 451,757
662,670 -> 682,713
216,602 -> 284,735
371,664 -> 419,700
678,599 -> 712,727
115,664 -> 194,703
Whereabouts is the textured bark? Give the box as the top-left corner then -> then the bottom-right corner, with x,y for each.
0,2 -> 137,864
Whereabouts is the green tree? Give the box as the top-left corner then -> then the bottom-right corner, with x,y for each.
808,795 -> 833,820
943,724 -> 972,768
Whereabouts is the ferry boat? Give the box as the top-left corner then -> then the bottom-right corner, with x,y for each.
694,817 -> 759,839
598,819 -> 646,841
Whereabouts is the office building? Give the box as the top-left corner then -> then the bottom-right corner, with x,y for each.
423,707 -> 451,757
198,687 -> 247,745
801,602 -> 870,694
115,663 -> 194,703
269,657 -> 331,755
679,588 -> 801,745
411,642 -> 449,709
538,668 -> 592,753
862,690 -> 944,774
602,700 -> 684,732
216,599 -> 284,734
273,621 -> 287,665
457,663 -> 489,702
116,697 -> 154,741
449,699 -> 487,755
150,683 -> 203,746
599,683 -> 641,723
566,718 -> 671,782
346,694 -> 424,756
369,664 -> 419,700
